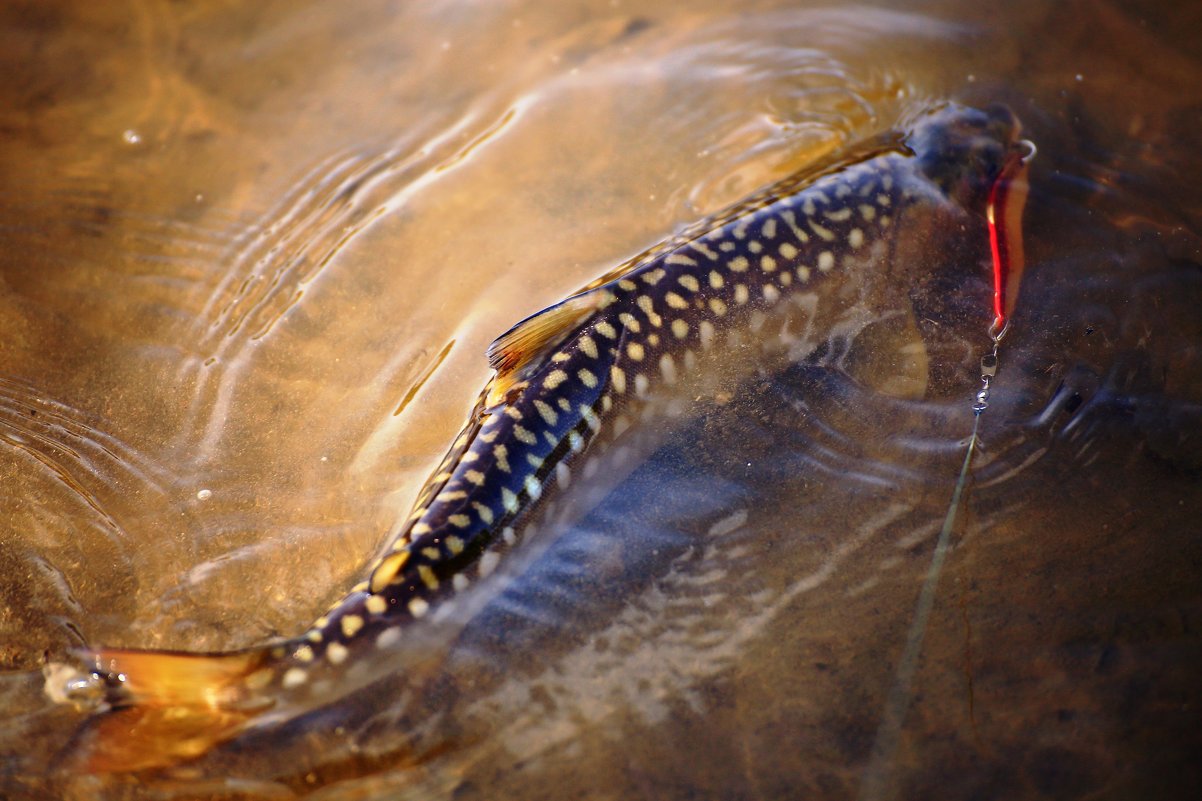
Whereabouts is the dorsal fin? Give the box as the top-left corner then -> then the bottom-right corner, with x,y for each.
484,290 -> 604,405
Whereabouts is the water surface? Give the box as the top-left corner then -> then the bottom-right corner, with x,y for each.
1,0 -> 1200,799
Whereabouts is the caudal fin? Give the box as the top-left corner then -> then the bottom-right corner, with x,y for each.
57,647 -> 275,773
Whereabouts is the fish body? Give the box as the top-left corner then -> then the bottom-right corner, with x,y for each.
54,103 -> 1030,770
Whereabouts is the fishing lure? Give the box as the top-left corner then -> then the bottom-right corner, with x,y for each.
860,134 -> 1033,801
988,138 -> 1035,334
47,102 -> 1032,771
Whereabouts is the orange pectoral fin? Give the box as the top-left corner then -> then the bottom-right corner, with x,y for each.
73,702 -> 256,773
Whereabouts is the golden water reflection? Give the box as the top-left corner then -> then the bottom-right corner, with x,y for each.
2,0 -> 1200,799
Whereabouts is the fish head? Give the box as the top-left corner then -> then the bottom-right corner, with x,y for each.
884,103 -> 1032,396
905,102 -> 1023,218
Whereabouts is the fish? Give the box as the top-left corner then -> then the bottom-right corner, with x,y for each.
46,102 -> 1032,771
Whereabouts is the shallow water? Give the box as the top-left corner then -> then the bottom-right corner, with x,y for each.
2,0 -> 1201,799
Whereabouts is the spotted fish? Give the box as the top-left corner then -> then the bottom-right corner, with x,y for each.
49,103 -> 1031,770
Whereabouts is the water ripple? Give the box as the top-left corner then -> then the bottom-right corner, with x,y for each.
0,377 -> 175,529
0,376 -> 181,663
177,102 -> 524,457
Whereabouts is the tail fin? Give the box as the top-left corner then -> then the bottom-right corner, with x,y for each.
61,647 -> 275,773
86,647 -> 270,709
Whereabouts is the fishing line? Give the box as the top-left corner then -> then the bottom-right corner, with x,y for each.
858,137 -> 1034,801
857,332 -> 1004,801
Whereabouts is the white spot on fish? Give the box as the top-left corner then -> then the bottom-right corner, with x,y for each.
809,220 -> 836,241
341,615 -> 364,638
580,404 -> 601,432
327,642 -> 349,665
282,668 -> 308,689
478,550 -> 501,578
641,267 -> 667,285
610,366 -> 627,394
376,627 -> 402,650
502,488 -> 519,512
636,295 -> 661,327
660,353 -> 678,385
525,475 -> 542,500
